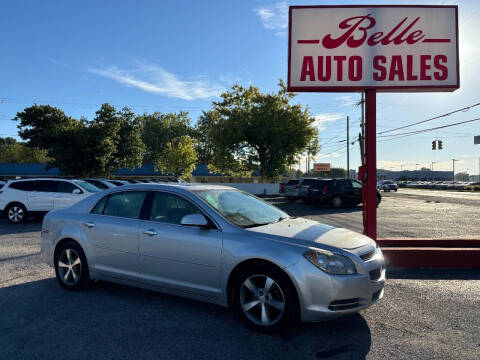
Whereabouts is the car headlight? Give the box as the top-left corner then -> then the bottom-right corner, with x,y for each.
304,250 -> 357,275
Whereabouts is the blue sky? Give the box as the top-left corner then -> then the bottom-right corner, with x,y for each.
1,0 -> 479,175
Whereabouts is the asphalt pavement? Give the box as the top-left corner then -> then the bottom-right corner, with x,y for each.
1,199 -> 480,359
271,188 -> 480,238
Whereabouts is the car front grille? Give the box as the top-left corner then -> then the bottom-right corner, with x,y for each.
360,249 -> 376,261
328,298 -> 361,311
369,268 -> 382,281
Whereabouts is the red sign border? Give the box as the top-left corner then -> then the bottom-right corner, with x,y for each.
287,5 -> 460,93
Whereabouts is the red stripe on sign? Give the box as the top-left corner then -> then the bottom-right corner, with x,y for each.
297,39 -> 320,44
423,38 -> 451,43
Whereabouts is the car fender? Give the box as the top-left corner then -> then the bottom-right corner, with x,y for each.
51,221 -> 95,269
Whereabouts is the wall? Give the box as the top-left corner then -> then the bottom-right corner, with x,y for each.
210,183 -> 280,195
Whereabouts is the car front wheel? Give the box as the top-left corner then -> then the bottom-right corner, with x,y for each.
232,263 -> 299,333
6,203 -> 27,224
54,241 -> 91,291
332,195 -> 343,208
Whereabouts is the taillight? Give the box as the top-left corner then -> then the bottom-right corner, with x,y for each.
295,185 -> 300,190
322,185 -> 328,195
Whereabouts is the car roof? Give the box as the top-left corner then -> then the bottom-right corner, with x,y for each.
100,183 -> 239,194
7,178 -> 77,182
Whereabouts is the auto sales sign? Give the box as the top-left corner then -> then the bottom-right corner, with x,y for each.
288,5 -> 459,92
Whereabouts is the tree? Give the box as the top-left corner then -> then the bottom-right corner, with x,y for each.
0,137 -> 49,163
454,172 -> 469,182
140,111 -> 193,165
14,104 -> 78,149
14,104 -> 145,177
157,136 -> 198,179
203,80 -> 318,180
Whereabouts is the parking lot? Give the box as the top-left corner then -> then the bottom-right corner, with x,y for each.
1,189 -> 479,359
273,188 -> 480,239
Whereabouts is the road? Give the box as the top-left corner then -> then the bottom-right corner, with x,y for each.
0,208 -> 479,359
271,188 -> 480,238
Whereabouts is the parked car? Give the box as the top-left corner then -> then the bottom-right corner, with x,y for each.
107,179 -> 130,186
307,178 -> 381,208
41,184 -> 385,332
284,178 -> 320,203
0,178 -> 101,223
378,180 -> 398,192
83,178 -> 117,190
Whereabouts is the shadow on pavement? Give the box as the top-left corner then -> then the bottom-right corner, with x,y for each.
387,268 -> 480,280
0,217 -> 42,235
273,200 -> 362,217
0,278 -> 372,360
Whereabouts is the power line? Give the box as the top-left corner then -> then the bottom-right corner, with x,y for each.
378,117 -> 480,140
378,102 -> 480,135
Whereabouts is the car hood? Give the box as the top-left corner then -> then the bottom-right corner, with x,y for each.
246,217 -> 373,250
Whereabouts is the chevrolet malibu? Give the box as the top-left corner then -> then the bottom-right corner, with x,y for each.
41,184 -> 385,332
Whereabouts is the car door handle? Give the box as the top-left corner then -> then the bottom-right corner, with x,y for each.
84,222 -> 96,229
143,229 -> 158,236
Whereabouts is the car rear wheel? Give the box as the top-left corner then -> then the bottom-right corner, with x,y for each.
232,263 -> 299,333
6,204 -> 27,224
54,241 -> 91,291
332,195 -> 343,208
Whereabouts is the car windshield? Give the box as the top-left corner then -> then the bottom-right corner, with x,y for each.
74,180 -> 101,193
193,189 -> 289,228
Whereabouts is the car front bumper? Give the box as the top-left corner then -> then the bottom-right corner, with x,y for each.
285,253 -> 385,322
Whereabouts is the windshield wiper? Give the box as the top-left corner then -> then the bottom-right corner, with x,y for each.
242,222 -> 273,228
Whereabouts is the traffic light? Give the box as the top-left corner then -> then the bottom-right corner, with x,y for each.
432,140 -> 436,150
438,140 -> 443,150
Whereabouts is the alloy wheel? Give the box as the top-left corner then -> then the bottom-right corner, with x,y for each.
8,206 -> 24,223
240,275 -> 285,326
57,249 -> 82,286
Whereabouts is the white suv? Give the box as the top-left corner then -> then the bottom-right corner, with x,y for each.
0,178 -> 100,223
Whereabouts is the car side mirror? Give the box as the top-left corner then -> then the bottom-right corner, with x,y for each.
73,188 -> 82,194
180,213 -> 209,227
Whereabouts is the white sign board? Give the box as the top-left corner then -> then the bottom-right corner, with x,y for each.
288,5 -> 459,92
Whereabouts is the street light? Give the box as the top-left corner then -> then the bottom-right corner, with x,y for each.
415,163 -> 420,170
452,159 -> 458,183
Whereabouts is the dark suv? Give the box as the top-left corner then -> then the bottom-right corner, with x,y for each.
306,178 -> 381,208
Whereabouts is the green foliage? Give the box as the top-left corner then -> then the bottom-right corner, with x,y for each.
157,135 -> 198,179
202,80 -> 318,179
14,104 -> 144,177
0,137 -> 49,163
140,111 -> 193,165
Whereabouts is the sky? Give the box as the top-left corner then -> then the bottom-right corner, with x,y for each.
1,0 -> 479,175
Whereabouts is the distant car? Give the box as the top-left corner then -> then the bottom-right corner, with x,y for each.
279,182 -> 287,194
378,180 -> 398,192
41,183 -> 385,332
83,179 -> 117,190
284,179 -> 301,201
284,178 -> 320,203
0,178 -> 101,223
306,178 -> 381,208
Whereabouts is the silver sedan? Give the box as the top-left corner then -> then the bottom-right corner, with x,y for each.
41,184 -> 385,332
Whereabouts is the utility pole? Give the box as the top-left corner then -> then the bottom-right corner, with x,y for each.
347,116 -> 350,178
452,159 -> 458,183
431,161 -> 436,171
415,163 -> 420,171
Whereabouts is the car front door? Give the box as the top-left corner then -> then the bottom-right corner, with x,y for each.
351,180 -> 363,204
138,191 -> 222,298
27,180 -> 55,211
86,191 -> 148,280
53,181 -> 84,209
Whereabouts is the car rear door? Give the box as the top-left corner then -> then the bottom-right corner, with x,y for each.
351,180 -> 363,204
138,191 -> 222,297
86,191 -> 148,280
27,180 -> 55,211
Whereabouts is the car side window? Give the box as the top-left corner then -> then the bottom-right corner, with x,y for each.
36,180 -> 57,192
103,191 -> 148,219
9,181 -> 35,191
149,192 -> 202,225
57,181 -> 78,193
352,180 -> 362,189
91,195 -> 109,214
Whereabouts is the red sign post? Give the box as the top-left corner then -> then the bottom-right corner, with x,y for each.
288,5 -> 459,239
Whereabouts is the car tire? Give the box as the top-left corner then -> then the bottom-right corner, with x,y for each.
332,195 -> 343,208
377,195 -> 381,207
6,203 -> 27,224
394,189 -> 398,192
232,263 -> 299,333
54,241 -> 91,291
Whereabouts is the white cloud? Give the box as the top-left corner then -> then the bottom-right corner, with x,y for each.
335,95 -> 359,107
253,2 -> 288,31
313,112 -> 345,130
316,152 -> 342,159
89,62 -> 226,101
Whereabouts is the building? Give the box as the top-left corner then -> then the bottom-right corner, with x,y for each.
0,163 -> 263,183
377,168 -> 453,181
